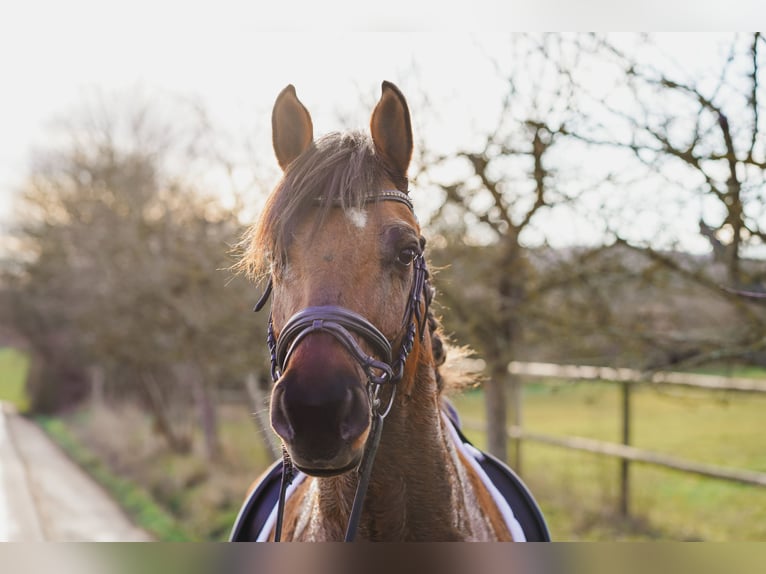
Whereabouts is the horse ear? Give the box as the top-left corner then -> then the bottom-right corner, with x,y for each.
370,81 -> 413,183
272,85 -> 314,171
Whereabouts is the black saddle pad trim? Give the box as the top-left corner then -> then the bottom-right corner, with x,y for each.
229,460 -> 282,542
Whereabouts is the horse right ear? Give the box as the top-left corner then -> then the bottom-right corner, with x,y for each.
272,85 -> 314,171
370,81 -> 413,186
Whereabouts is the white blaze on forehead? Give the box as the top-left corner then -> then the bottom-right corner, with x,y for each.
346,208 -> 368,229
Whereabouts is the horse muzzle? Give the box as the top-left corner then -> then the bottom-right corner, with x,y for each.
270,334 -> 371,475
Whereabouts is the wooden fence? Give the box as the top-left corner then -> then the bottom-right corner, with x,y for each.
462,361 -> 766,518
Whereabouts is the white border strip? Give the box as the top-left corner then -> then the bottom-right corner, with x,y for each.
255,472 -> 307,542
442,412 -> 526,541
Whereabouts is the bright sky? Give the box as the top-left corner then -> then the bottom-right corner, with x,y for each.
0,2 -> 760,250
0,5 -> 506,223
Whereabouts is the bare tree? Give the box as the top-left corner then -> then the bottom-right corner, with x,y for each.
419,36 -> 609,461
3,92 -> 269,458
550,33 -> 766,368
421,33 -> 766,460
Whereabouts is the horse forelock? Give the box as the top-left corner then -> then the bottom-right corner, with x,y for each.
239,130 -> 393,280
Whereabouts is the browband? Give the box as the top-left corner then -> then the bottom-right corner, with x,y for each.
315,190 -> 414,212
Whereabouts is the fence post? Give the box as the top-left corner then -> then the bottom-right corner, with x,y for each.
619,381 -> 632,517
509,374 -> 523,475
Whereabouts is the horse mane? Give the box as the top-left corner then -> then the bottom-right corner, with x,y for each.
429,309 -> 482,395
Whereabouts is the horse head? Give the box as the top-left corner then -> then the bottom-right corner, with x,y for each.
253,82 -> 429,476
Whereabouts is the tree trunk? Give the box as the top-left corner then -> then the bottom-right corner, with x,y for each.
179,363 -> 221,461
484,239 -> 526,462
140,371 -> 191,454
485,361 -> 508,461
196,382 -> 220,461
89,365 -> 105,408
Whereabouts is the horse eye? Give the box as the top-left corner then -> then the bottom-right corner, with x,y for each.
396,248 -> 417,266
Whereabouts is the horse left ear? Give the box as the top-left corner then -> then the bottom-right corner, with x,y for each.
272,85 -> 314,171
370,81 -> 413,184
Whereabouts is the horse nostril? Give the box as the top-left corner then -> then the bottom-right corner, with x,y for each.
337,387 -> 353,438
339,387 -> 369,442
270,385 -> 295,442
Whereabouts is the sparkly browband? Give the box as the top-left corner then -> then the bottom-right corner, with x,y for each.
369,190 -> 413,210
315,190 -> 414,212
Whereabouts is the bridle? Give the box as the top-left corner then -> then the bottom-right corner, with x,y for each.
253,189 -> 432,542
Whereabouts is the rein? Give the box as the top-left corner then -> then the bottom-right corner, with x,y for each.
253,189 -> 431,542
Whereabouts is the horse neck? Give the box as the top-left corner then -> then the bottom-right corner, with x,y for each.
315,338 -> 468,540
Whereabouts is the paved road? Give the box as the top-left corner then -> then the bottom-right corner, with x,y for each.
0,402 -> 151,541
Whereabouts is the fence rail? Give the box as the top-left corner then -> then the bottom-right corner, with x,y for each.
461,420 -> 766,488
508,361 -> 766,393
469,361 -> 766,517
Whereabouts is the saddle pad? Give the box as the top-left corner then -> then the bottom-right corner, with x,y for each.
229,417 -> 550,542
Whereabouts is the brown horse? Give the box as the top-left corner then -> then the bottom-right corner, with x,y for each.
235,82 -> 539,541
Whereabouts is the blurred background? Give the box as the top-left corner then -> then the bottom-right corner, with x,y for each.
1,20 -> 765,541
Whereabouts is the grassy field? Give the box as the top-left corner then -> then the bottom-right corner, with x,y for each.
41,375 -> 766,541
450,381 -> 766,541
0,347 -> 30,412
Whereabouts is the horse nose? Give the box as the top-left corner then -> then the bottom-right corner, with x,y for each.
270,370 -> 369,455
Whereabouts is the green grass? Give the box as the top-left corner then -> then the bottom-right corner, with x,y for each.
451,382 -> 766,540
692,364 -> 766,379
36,415 -> 193,541
0,347 -> 30,412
